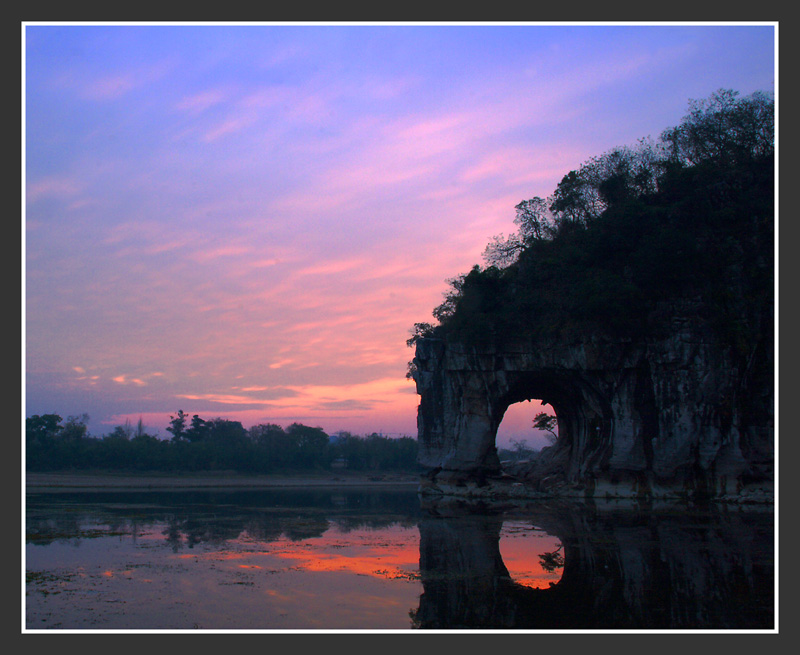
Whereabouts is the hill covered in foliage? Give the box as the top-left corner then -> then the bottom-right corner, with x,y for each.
408,90 -> 774,358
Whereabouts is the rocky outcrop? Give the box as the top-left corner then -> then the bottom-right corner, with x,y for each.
411,300 -> 773,502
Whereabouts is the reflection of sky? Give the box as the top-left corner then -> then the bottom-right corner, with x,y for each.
179,525 -> 422,580
27,517 -> 565,627
24,23 -> 776,443
26,522 -> 426,629
499,521 -> 564,589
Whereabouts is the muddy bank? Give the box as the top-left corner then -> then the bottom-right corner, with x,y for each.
25,471 -> 421,492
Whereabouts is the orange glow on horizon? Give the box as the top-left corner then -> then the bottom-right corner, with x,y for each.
160,376 -> 420,435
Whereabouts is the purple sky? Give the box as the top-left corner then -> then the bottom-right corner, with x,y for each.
24,22 -> 776,448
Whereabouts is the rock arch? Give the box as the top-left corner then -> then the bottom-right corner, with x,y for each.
411,313 -> 773,500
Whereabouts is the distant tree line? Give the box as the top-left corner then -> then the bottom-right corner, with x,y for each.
25,411 -> 420,474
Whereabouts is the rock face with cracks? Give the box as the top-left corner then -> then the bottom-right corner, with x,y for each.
411,300 -> 773,502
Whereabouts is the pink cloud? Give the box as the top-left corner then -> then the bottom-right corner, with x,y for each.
72,59 -> 174,101
177,393 -> 277,406
203,115 -> 256,142
188,245 -> 252,263
286,92 -> 332,124
112,375 -> 146,386
291,256 -> 367,278
240,86 -> 292,110
84,74 -> 136,100
395,112 -> 471,143
27,176 -> 81,204
175,88 -> 229,113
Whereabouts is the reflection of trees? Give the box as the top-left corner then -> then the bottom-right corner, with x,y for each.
27,514 -> 86,546
415,499 -> 774,630
282,517 -> 330,542
26,489 -> 422,551
538,546 -> 564,573
331,516 -> 417,533
162,515 -> 248,552
26,507 -> 139,546
163,518 -> 184,552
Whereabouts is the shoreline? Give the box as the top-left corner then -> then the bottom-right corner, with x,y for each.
25,471 -> 773,504
25,470 -> 422,492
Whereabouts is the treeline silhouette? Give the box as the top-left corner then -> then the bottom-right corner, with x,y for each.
25,411 -> 420,474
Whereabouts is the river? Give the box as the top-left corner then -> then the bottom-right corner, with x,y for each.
25,487 -> 774,631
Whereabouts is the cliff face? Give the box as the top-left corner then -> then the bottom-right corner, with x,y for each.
411,298 -> 773,501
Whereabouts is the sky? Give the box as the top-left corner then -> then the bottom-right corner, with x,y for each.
23,22 -> 776,448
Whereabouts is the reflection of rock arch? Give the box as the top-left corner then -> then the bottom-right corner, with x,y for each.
414,500 -> 774,630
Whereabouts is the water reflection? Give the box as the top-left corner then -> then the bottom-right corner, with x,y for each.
415,497 -> 774,630
26,489 -> 424,630
27,488 -> 421,550
26,489 -> 774,630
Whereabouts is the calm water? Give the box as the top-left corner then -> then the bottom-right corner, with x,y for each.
25,488 -> 774,631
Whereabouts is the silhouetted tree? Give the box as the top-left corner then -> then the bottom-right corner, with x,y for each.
533,413 -> 558,444
167,410 -> 189,442
286,423 -> 330,468
538,546 -> 565,572
206,418 -> 248,445
186,414 -> 209,442
248,423 -> 296,469
107,425 -> 131,441
509,438 -> 536,460
660,89 -> 774,167
482,232 -> 525,268
26,414 -> 63,448
61,414 -> 89,441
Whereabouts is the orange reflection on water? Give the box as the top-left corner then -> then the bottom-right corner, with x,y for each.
101,568 -> 135,580
269,526 -> 420,580
499,522 -> 564,589
171,524 -> 420,582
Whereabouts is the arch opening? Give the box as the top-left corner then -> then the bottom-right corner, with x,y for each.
496,399 -> 557,464
491,371 -> 613,482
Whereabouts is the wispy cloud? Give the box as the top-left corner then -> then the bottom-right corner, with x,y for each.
177,377 -> 412,415
188,245 -> 253,263
83,73 -> 138,100
202,115 -> 257,142
175,88 -> 230,114
26,176 -> 81,204
54,58 -> 174,102
112,375 -> 147,387
177,393 -> 276,406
